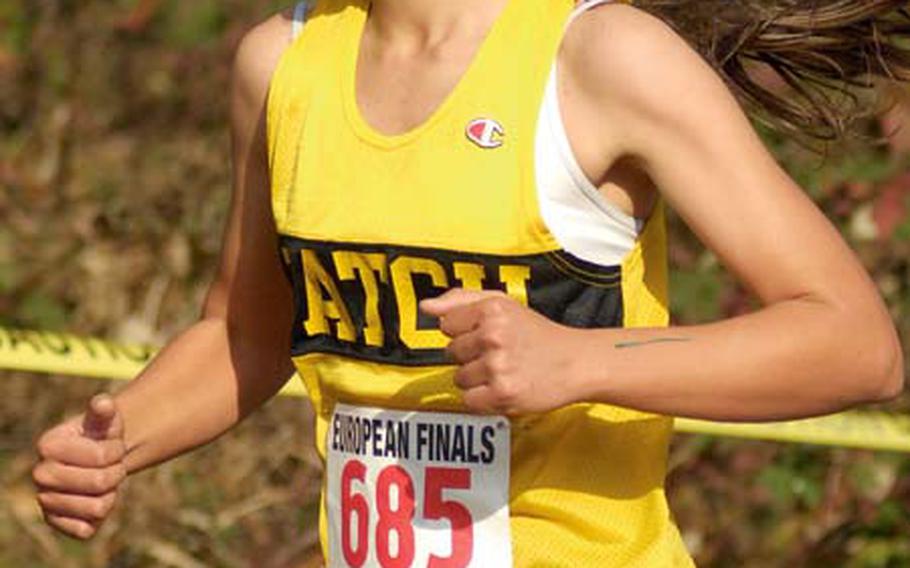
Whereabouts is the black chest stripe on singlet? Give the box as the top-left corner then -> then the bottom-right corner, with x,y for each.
278,235 -> 624,366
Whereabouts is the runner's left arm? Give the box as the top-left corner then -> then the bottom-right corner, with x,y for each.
420,5 -> 904,421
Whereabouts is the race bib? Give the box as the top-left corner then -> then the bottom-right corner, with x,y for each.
326,404 -> 512,568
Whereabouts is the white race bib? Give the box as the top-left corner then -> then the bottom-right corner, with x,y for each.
326,404 -> 512,568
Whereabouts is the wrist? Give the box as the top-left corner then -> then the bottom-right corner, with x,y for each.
559,327 -> 610,406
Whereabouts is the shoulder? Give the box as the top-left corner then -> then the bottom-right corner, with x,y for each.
232,7 -> 297,111
560,4 -> 736,139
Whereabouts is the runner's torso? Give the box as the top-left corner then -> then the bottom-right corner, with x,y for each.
267,0 -> 694,565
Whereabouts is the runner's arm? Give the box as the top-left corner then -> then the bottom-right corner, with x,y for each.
113,12 -> 297,471
423,5 -> 903,421
557,5 -> 903,419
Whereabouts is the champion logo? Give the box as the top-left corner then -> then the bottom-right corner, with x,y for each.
465,118 -> 505,149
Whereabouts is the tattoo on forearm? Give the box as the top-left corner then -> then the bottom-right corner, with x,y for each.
614,337 -> 692,349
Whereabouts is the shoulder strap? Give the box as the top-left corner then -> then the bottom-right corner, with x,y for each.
567,0 -> 615,26
291,1 -> 311,40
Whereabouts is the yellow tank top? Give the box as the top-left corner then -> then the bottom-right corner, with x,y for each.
267,0 -> 694,565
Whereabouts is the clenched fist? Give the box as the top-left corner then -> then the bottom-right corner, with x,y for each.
32,394 -> 127,540
420,289 -> 585,416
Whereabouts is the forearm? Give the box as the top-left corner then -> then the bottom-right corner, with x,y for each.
570,298 -> 902,421
72,10 -> 297,477
113,317 -> 293,473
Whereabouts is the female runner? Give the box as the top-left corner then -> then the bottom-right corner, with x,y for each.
32,0 -> 908,565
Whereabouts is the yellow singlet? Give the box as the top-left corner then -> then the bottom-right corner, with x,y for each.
267,0 -> 695,565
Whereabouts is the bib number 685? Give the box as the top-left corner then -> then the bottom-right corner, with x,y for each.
341,460 -> 473,568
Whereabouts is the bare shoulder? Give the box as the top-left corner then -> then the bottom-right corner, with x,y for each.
232,7 -> 297,109
560,4 -> 733,129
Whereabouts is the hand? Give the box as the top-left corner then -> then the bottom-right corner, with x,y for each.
420,289 -> 583,415
33,394 -> 127,540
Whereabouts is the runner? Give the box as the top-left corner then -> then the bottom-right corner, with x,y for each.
33,1 -> 908,565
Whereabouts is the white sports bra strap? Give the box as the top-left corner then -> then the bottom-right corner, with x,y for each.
567,0 -> 616,27
291,1 -> 310,40
530,0 -> 640,267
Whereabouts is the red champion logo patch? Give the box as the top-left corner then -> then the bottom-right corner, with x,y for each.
465,118 -> 505,149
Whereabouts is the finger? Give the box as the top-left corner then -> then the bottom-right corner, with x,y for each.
453,358 -> 492,390
461,385 -> 499,415
43,513 -> 98,541
37,491 -> 117,523
419,288 -> 506,317
81,394 -> 123,441
445,329 -> 486,364
37,435 -> 126,468
32,461 -> 127,496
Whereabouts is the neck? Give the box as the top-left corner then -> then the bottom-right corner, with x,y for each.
367,0 -> 509,48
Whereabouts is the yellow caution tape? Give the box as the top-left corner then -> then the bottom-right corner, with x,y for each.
0,326 -> 308,397
674,413 -> 910,453
2,326 -> 908,452
0,326 -> 156,382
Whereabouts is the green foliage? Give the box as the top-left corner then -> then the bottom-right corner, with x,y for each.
19,292 -> 67,331
158,0 -> 226,48
757,448 -> 827,510
0,3 -> 29,53
0,235 -> 19,296
670,259 -> 724,322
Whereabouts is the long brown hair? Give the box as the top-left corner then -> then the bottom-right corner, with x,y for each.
635,0 -> 910,141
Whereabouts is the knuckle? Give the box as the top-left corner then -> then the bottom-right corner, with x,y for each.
107,440 -> 127,464
461,391 -> 485,413
481,328 -> 505,350
452,368 -> 470,389
92,446 -> 107,467
91,472 -> 109,493
36,435 -> 54,459
89,498 -> 110,521
102,492 -> 118,516
44,515 -> 61,534
491,378 -> 518,404
481,298 -> 506,318
74,522 -> 95,540
36,491 -> 52,509
105,464 -> 127,490
438,316 -> 453,336
480,357 -> 500,379
42,511 -> 56,527
501,404 -> 521,418
484,353 -> 510,376
444,341 -> 460,362
101,441 -> 125,466
31,464 -> 53,488
46,514 -> 79,538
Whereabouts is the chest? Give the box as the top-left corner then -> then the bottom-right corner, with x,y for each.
352,19 -> 655,220
355,36 -> 485,137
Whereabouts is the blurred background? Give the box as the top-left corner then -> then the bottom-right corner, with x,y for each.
1,1 -> 909,567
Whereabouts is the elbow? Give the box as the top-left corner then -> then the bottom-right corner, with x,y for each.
823,296 -> 905,405
854,319 -> 905,404
869,334 -> 904,403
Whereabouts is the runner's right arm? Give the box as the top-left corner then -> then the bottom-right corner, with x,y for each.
33,11 -> 296,539
114,10 -> 296,474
